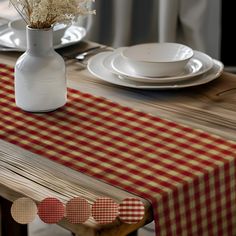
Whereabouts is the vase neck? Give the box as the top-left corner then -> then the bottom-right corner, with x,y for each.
26,26 -> 53,55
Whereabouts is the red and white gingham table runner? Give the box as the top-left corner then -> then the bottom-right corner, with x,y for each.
0,63 -> 236,235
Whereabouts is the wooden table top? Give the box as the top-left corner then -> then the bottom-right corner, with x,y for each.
1,41 -> 236,236
2,42 -> 236,142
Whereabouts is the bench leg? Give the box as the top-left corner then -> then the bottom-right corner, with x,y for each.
0,197 -> 28,236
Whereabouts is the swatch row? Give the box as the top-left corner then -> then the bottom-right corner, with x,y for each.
11,196 -> 145,225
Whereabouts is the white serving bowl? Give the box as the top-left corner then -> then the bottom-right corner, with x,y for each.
8,19 -> 70,47
121,43 -> 194,77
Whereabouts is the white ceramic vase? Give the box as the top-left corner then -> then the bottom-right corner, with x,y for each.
14,26 -> 67,112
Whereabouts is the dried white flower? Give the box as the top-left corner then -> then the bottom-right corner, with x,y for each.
9,0 -> 95,29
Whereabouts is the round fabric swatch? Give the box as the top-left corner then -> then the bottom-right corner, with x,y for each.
65,197 -> 90,224
38,197 -> 64,224
119,198 -> 145,224
91,197 -> 119,224
11,197 -> 37,224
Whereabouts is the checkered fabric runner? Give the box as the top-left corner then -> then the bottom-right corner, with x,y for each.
0,63 -> 236,235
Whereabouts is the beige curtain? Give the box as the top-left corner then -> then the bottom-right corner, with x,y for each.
0,0 -> 221,58
84,0 -> 159,48
84,0 -> 209,51
159,0 -> 208,51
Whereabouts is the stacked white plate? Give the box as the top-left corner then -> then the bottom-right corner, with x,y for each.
87,43 -> 224,90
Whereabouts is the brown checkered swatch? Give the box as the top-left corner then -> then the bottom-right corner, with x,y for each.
65,197 -> 90,224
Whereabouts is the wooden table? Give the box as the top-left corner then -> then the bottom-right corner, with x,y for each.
0,42 -> 155,236
1,41 -> 236,236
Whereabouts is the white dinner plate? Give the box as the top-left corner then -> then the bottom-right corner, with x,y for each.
87,52 -> 224,90
0,24 -> 86,51
109,49 -> 213,83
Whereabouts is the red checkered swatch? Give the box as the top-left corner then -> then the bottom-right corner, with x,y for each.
11,197 -> 37,224
65,197 -> 90,224
119,198 -> 145,224
38,197 -> 64,224
91,197 -> 119,224
1,63 -> 236,235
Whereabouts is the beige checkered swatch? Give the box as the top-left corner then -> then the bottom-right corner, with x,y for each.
11,197 -> 37,224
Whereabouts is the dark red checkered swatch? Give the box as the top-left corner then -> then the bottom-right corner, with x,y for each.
38,197 -> 64,224
65,197 -> 90,224
91,197 -> 119,224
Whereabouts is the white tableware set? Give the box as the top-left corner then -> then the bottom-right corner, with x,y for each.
87,43 -> 224,90
0,19 -> 87,51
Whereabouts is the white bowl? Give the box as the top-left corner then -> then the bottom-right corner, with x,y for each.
8,19 -> 26,46
8,19 -> 69,47
121,43 -> 194,77
53,23 -> 70,44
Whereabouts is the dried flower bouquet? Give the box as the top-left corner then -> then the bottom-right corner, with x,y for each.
9,0 -> 95,29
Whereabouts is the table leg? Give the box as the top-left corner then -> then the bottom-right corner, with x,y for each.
72,231 -> 137,236
0,197 -> 28,236
127,231 -> 137,236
